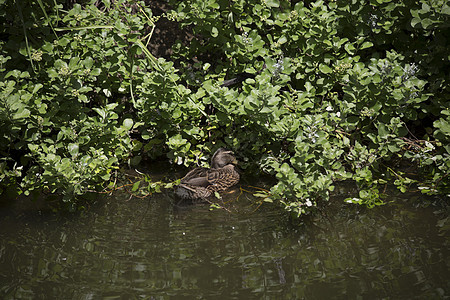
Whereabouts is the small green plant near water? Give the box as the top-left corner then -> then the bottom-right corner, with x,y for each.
0,0 -> 449,215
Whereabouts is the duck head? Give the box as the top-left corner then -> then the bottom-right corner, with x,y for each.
210,148 -> 238,169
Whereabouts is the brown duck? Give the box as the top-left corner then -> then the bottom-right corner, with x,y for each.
175,148 -> 240,200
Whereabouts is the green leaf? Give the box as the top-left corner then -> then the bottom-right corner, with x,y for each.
13,107 -> 30,119
83,57 -> 94,69
360,41 -> 373,50
421,3 -> 430,13
344,43 -> 355,55
78,94 -> 88,102
377,123 -> 388,139
32,84 -> 43,94
278,35 -> 287,44
132,180 -> 141,192
319,64 -> 332,74
54,59 -> 68,69
266,0 -> 280,8
387,143 -> 401,153
392,89 -> 403,100
411,17 -> 421,28
210,1 -> 220,9
123,118 -> 134,130
434,118 -> 450,134
93,108 -> 106,120
211,26 -> 218,37
421,18 -> 433,29
130,156 -> 141,166
68,143 -> 79,157
69,57 -> 80,70
58,37 -> 70,46
442,4 -> 450,15
28,144 -> 39,151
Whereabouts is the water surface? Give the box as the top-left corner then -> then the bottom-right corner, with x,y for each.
0,185 -> 449,299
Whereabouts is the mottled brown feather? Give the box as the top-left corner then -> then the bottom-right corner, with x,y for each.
175,149 -> 240,200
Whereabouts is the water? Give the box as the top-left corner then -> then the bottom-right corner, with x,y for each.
0,184 -> 449,299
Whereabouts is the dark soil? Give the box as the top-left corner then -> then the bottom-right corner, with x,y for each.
145,1 -> 193,59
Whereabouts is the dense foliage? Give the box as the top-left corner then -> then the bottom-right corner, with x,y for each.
1,0 -> 449,213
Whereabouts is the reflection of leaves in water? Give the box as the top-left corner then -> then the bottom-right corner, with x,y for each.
0,192 -> 449,298
437,216 -> 450,235
274,258 -> 286,284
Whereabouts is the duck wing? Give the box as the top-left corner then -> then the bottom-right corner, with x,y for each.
205,166 -> 240,191
180,167 -> 210,187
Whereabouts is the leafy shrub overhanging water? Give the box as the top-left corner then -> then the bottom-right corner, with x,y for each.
0,0 -> 449,214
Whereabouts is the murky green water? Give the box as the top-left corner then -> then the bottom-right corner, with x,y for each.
0,185 -> 449,299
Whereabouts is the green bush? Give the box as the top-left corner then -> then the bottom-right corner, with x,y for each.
168,0 -> 449,213
0,0 -> 151,206
0,0 -> 448,214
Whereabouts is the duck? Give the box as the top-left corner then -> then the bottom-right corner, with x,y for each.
174,148 -> 240,200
